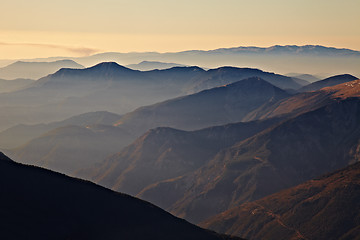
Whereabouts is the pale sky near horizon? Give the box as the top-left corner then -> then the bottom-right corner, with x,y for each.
0,0 -> 359,59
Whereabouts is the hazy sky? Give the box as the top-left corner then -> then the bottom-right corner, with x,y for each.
0,0 -> 359,58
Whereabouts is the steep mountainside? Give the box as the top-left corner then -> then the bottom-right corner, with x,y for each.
0,111 -> 122,149
7,124 -> 134,176
0,60 -> 84,79
299,74 -> 358,92
139,98 -> 360,223
201,162 -> 360,240
115,77 -> 290,135
0,153 -> 242,240
82,117 -> 281,196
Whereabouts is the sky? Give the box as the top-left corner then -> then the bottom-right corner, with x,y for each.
0,0 -> 359,59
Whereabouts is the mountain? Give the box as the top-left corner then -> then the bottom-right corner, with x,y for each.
157,98 -> 360,223
115,77 -> 291,135
201,162 -> 360,240
81,117 -> 281,196
286,73 -> 321,83
0,152 -> 242,240
0,78 -> 35,93
17,45 -> 360,77
299,74 -> 358,92
126,61 -> 187,71
7,124 -> 134,176
0,59 -> 84,80
0,111 -> 122,149
243,78 -> 360,121
188,67 -> 304,92
0,63 -> 300,131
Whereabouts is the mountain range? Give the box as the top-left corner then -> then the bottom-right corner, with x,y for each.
1,55 -> 360,239
0,152 -> 241,240
0,62 -> 304,131
201,162 -> 360,240
12,45 -> 360,77
76,79 -> 360,224
7,76 -> 359,188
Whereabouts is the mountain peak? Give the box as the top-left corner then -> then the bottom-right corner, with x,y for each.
89,62 -> 133,71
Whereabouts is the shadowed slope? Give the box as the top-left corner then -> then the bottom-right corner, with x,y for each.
0,152 -> 242,240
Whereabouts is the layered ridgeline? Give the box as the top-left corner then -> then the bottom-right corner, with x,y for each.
80,117 -> 282,194
0,62 -> 302,131
5,77 -> 290,177
83,80 -> 360,224
3,112 -> 135,177
0,111 -> 123,149
0,60 -> 84,80
201,162 -> 360,240
6,124 -> 133,176
26,45 -> 360,77
115,77 -> 291,135
0,78 -> 35,93
0,153 -> 242,240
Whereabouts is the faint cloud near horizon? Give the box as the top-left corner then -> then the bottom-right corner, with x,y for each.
0,42 -> 100,57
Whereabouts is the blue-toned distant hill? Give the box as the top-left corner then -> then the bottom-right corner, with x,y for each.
0,59 -> 84,80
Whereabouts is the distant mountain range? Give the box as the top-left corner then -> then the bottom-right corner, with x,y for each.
201,162 -> 360,240
0,152 -> 241,240
0,59 -> 84,80
11,45 -> 360,77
